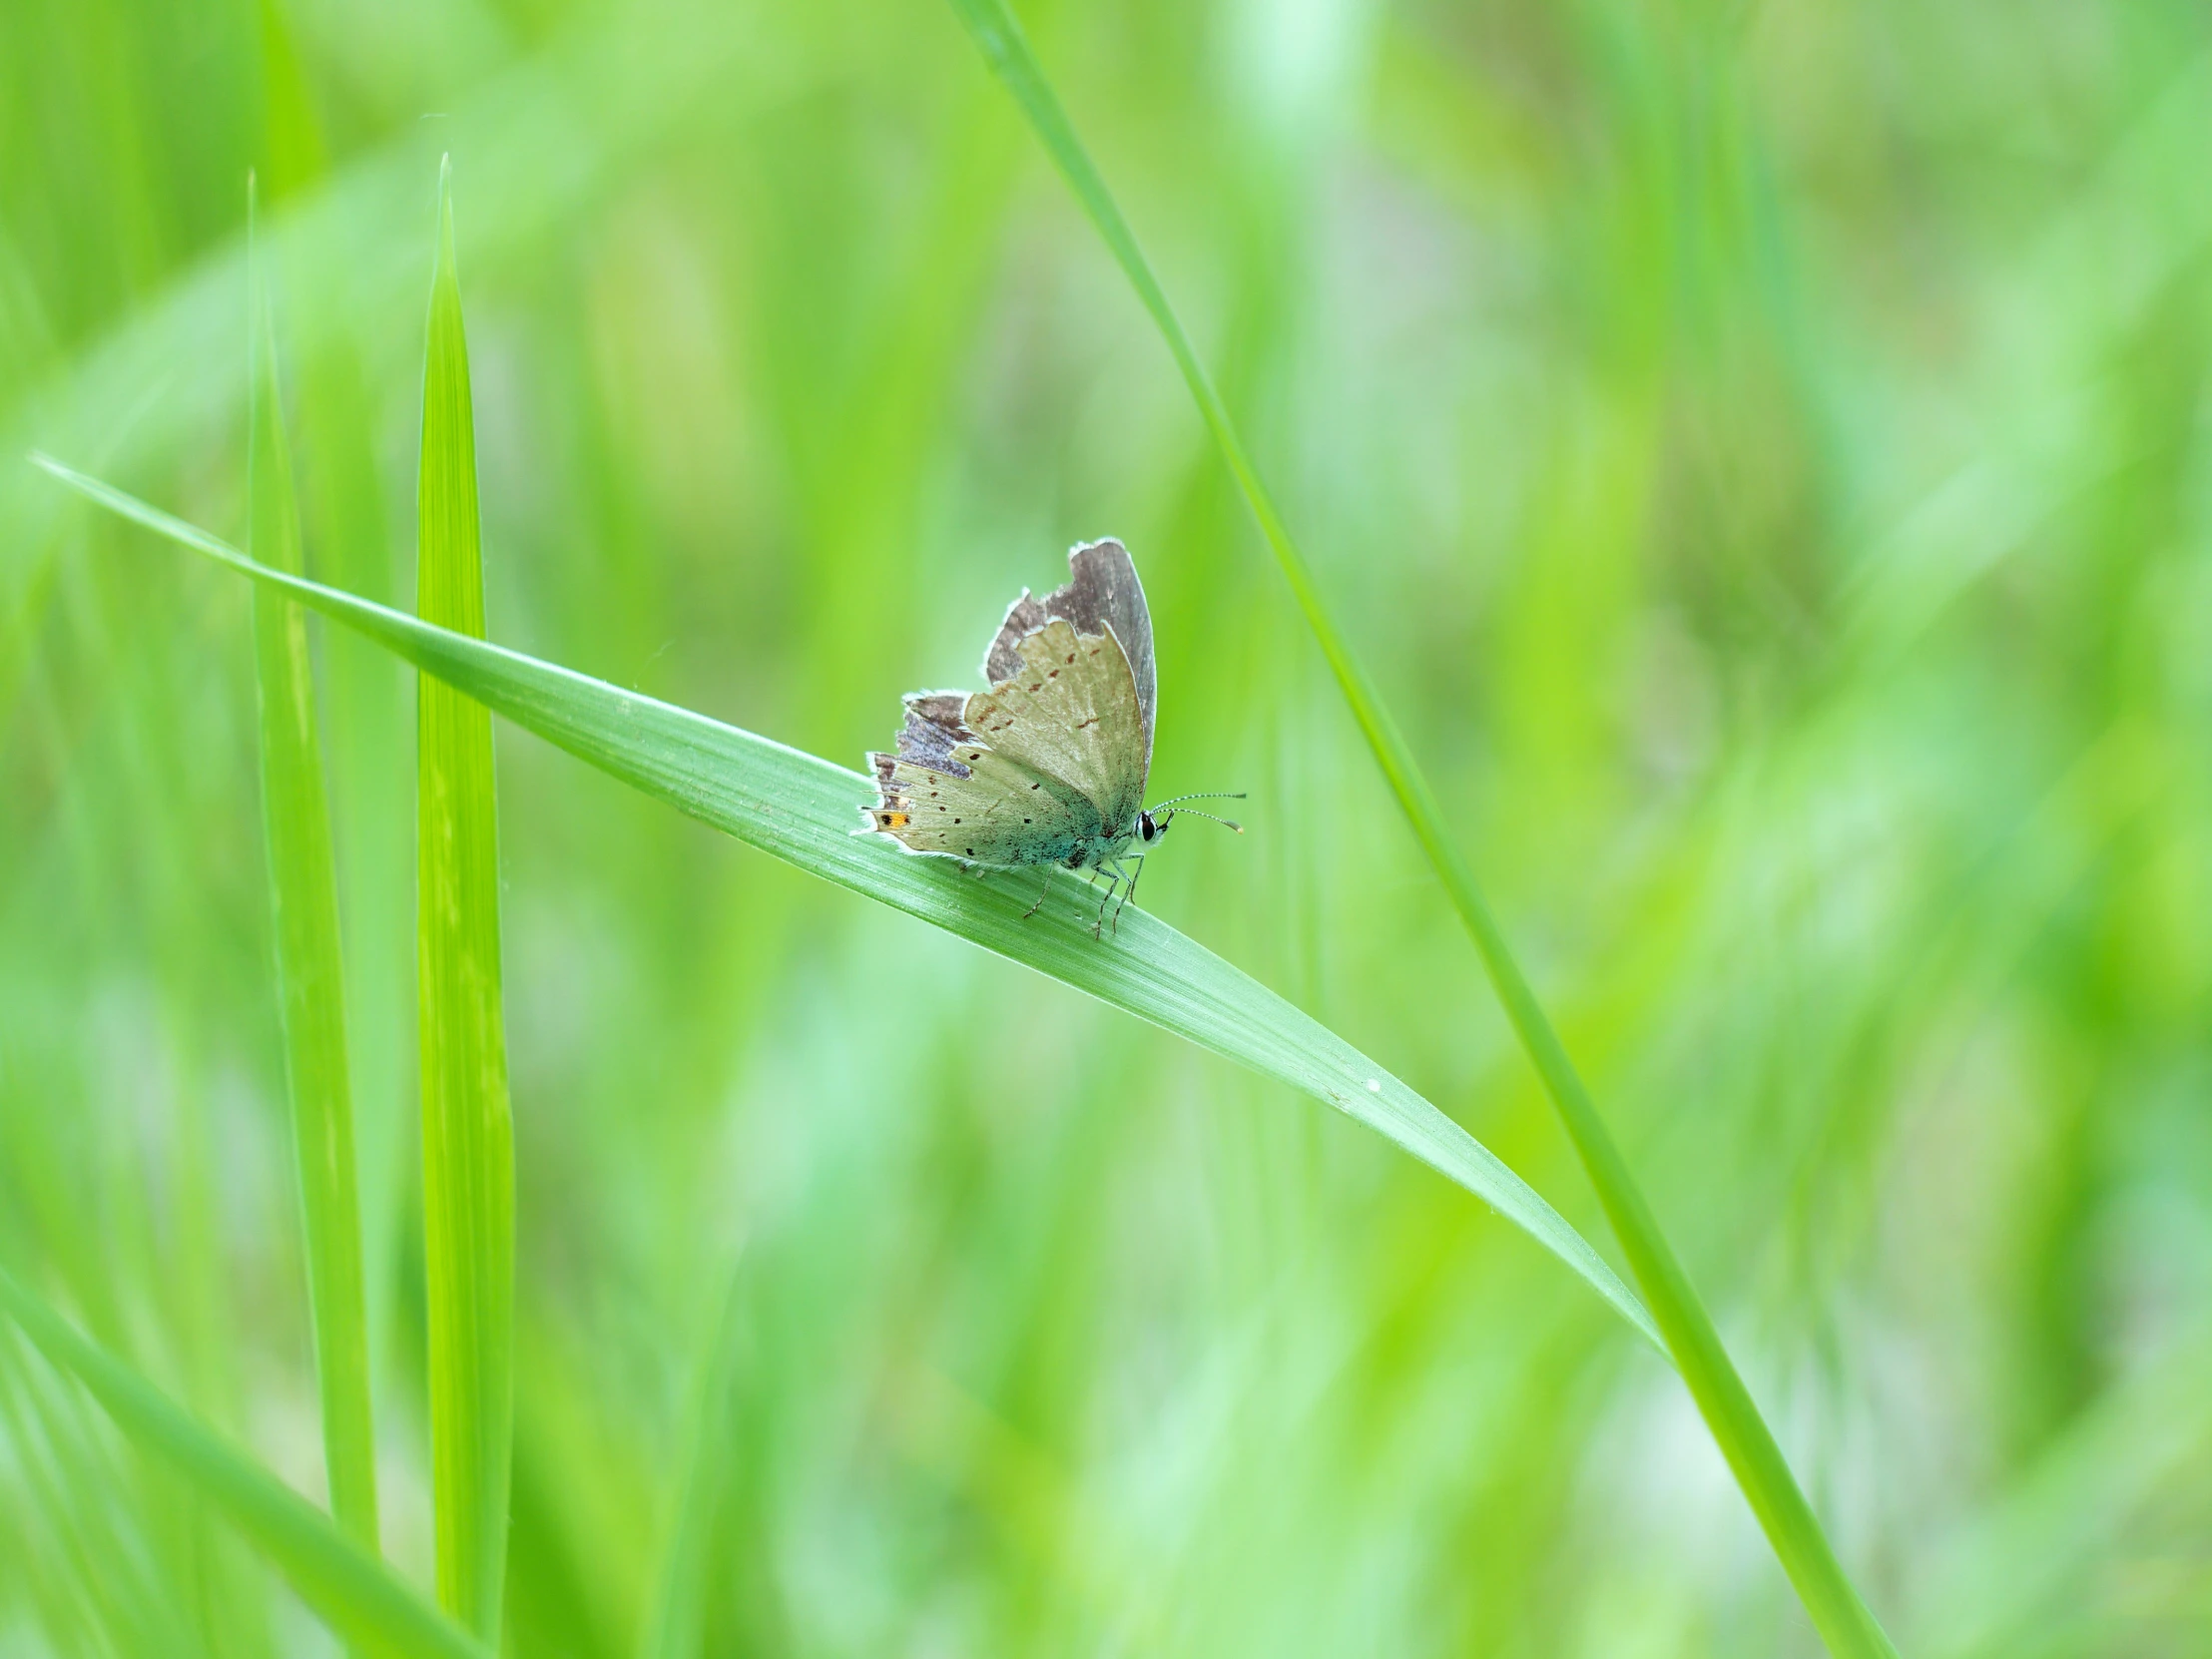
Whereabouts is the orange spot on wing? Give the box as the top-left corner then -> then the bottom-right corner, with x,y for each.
881,812 -> 910,829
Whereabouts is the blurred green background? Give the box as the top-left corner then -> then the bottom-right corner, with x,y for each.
4,0 -> 2211,1653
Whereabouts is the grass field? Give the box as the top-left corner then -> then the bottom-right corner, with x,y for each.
4,1 -> 2210,1654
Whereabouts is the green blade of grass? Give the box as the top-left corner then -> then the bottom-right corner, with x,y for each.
0,1267 -> 490,1659
638,1264 -> 751,1659
936,3 -> 1901,1654
29,453 -> 1661,1353
413,160 -> 515,1644
246,181 -> 380,1561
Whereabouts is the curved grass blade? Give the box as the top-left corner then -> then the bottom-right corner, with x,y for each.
413,160 -> 515,1645
936,4 -> 1901,1653
30,453 -> 1660,1352
0,1267 -> 490,1659
247,180 -> 380,1561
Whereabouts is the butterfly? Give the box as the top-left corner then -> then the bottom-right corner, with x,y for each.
860,538 -> 1243,936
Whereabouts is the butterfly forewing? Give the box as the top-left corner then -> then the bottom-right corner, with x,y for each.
984,538 -> 1155,766
963,618 -> 1148,834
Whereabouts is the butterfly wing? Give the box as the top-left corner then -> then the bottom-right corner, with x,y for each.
984,539 -> 1155,767
864,692 -> 1104,865
963,616 -> 1148,833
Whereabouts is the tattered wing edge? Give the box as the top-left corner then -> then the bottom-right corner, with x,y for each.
856,687 -> 983,842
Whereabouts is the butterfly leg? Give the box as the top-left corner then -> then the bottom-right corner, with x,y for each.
1021,868 -> 1053,919
1110,852 -> 1145,934
1096,854 -> 1124,935
1089,865 -> 1122,939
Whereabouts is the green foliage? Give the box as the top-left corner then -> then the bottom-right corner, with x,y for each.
413,162 -> 517,1644
6,4 -> 2212,1656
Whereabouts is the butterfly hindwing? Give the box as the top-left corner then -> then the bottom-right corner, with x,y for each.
867,745 -> 1102,865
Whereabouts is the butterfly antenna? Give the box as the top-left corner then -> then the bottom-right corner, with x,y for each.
1159,808 -> 1243,833
1146,791 -> 1248,811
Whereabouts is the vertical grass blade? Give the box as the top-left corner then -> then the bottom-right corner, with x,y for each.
638,1268 -> 751,1659
246,179 -> 381,1562
414,158 -> 516,1643
938,4 -> 1902,1654
0,1269 -> 490,1659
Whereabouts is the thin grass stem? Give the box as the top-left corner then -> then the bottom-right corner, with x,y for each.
937,3 -> 1901,1652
